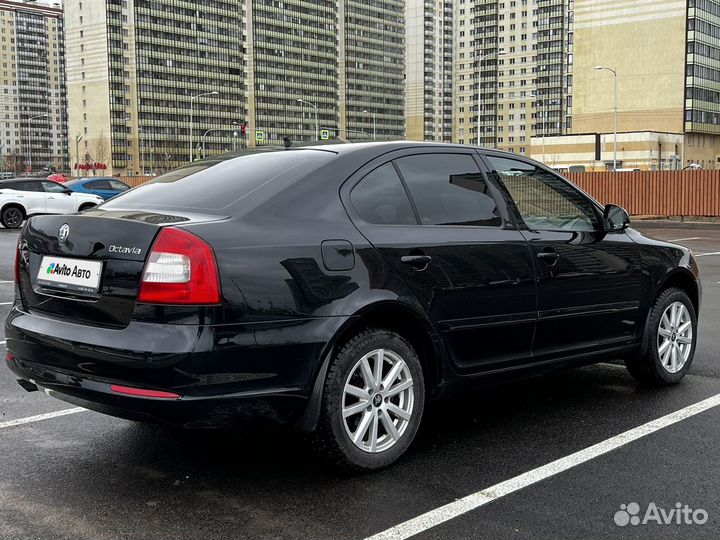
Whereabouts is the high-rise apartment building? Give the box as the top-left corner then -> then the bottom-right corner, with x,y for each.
340,0 -> 405,141
536,0 -> 573,136
246,0 -> 338,145
66,1 -> 405,170
405,0 -> 453,141
0,0 -> 67,175
66,0 -> 244,175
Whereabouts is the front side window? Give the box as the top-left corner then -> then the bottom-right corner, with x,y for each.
350,163 -> 416,225
86,180 -> 112,190
394,153 -> 502,227
41,181 -> 67,193
487,156 -> 599,231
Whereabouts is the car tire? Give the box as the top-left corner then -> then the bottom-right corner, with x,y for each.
313,328 -> 425,470
1,205 -> 24,229
625,287 -> 697,385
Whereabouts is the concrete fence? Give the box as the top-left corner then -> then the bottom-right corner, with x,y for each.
566,170 -> 720,217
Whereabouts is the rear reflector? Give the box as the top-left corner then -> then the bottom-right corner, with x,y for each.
110,384 -> 181,399
137,227 -> 221,305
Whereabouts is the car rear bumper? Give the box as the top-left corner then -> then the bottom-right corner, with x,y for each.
5,306 -> 349,428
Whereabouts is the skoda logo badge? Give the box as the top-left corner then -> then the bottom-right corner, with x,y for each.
58,224 -> 70,245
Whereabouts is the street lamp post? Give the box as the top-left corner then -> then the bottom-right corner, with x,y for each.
201,128 -> 222,158
476,49 -> 505,147
363,110 -> 376,140
297,99 -> 319,141
595,65 -> 618,171
26,113 -> 49,175
189,91 -> 219,162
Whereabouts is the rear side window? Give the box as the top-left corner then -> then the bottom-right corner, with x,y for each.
395,153 -> 502,227
350,163 -> 416,225
86,180 -> 112,190
102,150 -> 335,213
7,181 -> 42,192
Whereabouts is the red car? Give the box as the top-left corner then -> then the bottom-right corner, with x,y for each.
46,173 -> 69,183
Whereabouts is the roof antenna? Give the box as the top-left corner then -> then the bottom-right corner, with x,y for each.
283,136 -> 292,149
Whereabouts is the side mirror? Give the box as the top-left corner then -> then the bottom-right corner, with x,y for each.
603,204 -> 630,232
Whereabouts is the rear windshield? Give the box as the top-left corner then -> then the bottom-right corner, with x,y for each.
102,150 -> 335,214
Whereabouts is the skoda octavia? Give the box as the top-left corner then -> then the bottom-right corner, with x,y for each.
6,142 -> 700,470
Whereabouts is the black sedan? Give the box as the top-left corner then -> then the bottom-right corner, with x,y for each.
5,142 -> 700,470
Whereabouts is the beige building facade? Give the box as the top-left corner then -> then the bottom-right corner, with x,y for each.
540,0 -> 720,170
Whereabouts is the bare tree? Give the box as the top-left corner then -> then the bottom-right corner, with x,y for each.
93,132 -> 110,177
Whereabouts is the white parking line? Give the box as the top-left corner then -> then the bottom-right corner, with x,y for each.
0,407 -> 86,430
0,280 -> 13,283
0,302 -> 13,305
669,237 -> 705,242
695,251 -> 720,257
365,393 -> 720,540
0,340 -> 5,346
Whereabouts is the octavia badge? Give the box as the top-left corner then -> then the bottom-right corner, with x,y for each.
58,224 -> 70,244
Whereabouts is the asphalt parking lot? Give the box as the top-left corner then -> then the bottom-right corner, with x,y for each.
1,223 -> 720,540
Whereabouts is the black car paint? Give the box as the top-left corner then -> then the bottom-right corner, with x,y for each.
5,142 -> 701,430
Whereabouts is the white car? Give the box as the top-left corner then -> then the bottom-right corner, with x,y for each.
0,178 -> 104,229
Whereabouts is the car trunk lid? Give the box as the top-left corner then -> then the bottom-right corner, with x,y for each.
18,210 -> 224,328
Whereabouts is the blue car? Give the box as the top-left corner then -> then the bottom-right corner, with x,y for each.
65,177 -> 130,200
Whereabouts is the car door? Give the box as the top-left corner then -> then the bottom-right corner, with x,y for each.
483,153 -> 643,361
346,150 -> 537,373
11,181 -> 46,214
41,181 -> 76,214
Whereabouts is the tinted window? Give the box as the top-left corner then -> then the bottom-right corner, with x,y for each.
109,180 -> 129,191
86,180 -> 112,190
395,153 -> 502,227
487,156 -> 599,231
4,181 -> 42,192
350,163 -> 416,225
102,150 -> 334,213
41,181 -> 67,193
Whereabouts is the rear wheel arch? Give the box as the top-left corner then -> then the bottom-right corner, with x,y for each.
296,301 -> 443,432
78,202 -> 97,212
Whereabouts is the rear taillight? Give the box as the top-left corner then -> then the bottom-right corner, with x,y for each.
137,227 -> 221,305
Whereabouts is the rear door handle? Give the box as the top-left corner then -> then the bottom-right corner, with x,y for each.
536,251 -> 560,265
401,255 -> 432,269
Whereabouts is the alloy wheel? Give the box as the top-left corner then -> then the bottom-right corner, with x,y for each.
3,208 -> 22,228
342,348 -> 414,453
657,301 -> 693,373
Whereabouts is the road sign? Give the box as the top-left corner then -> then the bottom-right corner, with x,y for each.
256,130 -> 265,142
320,129 -> 330,140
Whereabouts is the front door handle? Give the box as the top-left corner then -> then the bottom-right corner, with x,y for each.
401,255 -> 432,269
536,250 -> 560,265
